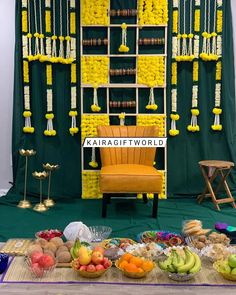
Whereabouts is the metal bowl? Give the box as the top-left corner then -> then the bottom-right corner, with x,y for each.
165,271 -> 199,281
88,226 -> 112,242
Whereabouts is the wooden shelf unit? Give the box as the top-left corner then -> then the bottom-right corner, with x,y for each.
80,0 -> 168,199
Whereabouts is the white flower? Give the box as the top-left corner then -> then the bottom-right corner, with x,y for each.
45,0 -> 51,8
22,0 -> 27,8
217,0 -> 222,7
194,36 -> 199,58
172,37 -> 178,58
70,0 -> 76,8
173,0 -> 179,8
217,36 -> 222,57
171,89 -> 177,112
47,89 -> 53,112
195,0 -> 200,6
71,86 -> 77,109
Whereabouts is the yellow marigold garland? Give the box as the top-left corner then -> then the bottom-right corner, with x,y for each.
81,0 -> 109,26
137,115 -> 166,137
137,56 -> 165,86
70,12 -> 76,34
138,0 -> 168,25
81,56 -> 109,86
118,23 -> 129,53
82,171 -> 103,199
22,10 -> 28,33
194,9 -> 200,32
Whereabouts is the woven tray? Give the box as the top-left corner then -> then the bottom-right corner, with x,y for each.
0,239 -> 33,256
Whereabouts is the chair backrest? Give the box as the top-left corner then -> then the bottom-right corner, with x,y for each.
97,125 -> 159,167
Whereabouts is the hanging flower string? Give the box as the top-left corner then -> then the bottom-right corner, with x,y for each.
45,0 -> 52,62
119,113 -> 126,126
146,86 -> 158,111
187,0 -> 201,132
175,0 -> 194,62
118,23 -> 129,53
22,0 -> 34,133
91,84 -> 101,112
69,63 -> 78,135
44,64 -> 56,136
200,0 -> 218,61
212,0 -> 223,131
89,147 -> 98,168
169,0 -> 180,136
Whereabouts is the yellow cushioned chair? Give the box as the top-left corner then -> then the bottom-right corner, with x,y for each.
97,125 -> 163,218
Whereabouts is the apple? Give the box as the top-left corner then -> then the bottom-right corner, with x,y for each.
91,251 -> 104,265
31,263 -> 44,277
79,265 -> 87,271
103,260 -> 111,269
231,268 -> 236,275
96,264 -> 105,271
38,254 -> 55,269
30,251 -> 44,264
228,254 -> 236,268
86,264 -> 96,272
102,257 -> 109,264
93,246 -> 105,255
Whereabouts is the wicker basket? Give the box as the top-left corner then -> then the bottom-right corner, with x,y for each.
115,260 -> 154,279
213,261 -> 236,281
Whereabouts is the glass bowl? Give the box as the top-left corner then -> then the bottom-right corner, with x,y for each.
165,271 -> 198,281
88,226 -> 112,242
25,256 -> 57,278
35,229 -> 63,241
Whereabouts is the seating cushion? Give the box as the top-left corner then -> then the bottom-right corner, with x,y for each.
99,164 -> 163,193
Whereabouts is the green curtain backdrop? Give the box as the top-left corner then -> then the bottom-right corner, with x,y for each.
11,0 -> 236,200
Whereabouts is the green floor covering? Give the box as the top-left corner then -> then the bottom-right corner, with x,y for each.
0,193 -> 236,242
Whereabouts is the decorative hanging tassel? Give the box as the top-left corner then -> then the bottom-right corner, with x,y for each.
44,113 -> 56,136
187,109 -> 200,132
169,113 -> 180,136
65,36 -> 74,63
119,112 -> 125,126
146,88 -> 158,111
91,86 -> 101,112
187,34 -> 194,61
34,33 -> 40,60
23,111 -> 34,133
118,23 -> 129,52
51,36 -> 58,63
211,108 -> 222,131
89,147 -> 98,168
39,34 -> 48,62
58,36 -> 65,63
69,110 -> 79,135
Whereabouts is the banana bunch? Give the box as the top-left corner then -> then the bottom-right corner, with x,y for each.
158,247 -> 201,274
70,240 -> 91,259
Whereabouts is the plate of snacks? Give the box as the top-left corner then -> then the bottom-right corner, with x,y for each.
115,253 -> 155,278
186,232 -> 231,250
201,244 -> 236,262
125,242 -> 163,260
35,229 -> 63,241
137,231 -> 184,247
157,246 -> 201,281
100,238 -> 137,250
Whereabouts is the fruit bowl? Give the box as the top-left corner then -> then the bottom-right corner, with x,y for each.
25,256 -> 57,278
159,268 -> 199,281
115,258 -> 155,279
77,267 -> 111,278
35,229 -> 63,241
88,226 -> 112,242
213,260 -> 236,281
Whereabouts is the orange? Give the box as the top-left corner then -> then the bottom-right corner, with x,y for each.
124,263 -> 138,273
141,260 -> 154,272
130,256 -> 143,267
118,260 -> 129,270
120,253 -> 133,263
136,267 -> 144,273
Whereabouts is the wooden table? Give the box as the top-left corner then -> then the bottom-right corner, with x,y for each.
198,160 -> 236,210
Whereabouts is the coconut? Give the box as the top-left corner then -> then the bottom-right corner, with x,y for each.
50,237 -> 64,248
56,251 -> 71,263
56,246 -> 68,257
35,238 -> 48,248
44,241 -> 57,253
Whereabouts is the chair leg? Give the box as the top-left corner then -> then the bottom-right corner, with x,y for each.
102,194 -> 108,218
143,194 -> 148,204
152,194 -> 159,218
